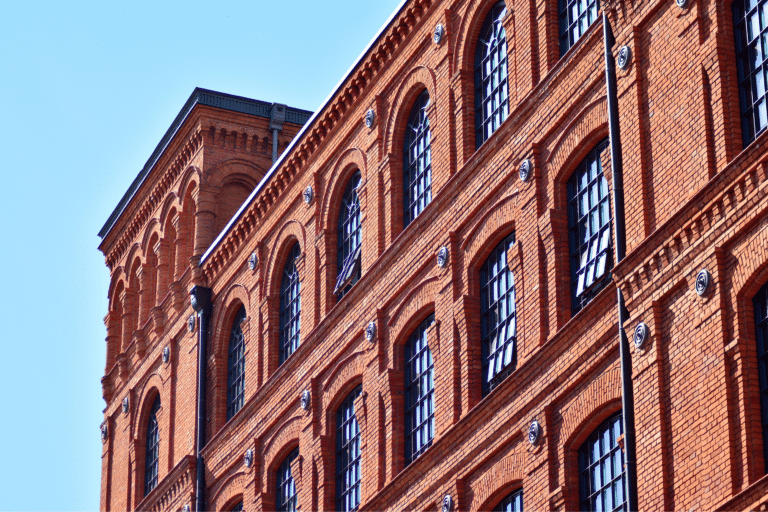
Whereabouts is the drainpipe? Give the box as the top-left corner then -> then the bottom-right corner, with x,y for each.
270,103 -> 286,164
191,285 -> 212,512
603,12 -> 639,512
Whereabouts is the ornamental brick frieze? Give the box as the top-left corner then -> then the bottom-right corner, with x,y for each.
613,145 -> 768,309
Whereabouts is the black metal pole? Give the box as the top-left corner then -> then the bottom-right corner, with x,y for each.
191,286 -> 212,512
603,12 -> 639,512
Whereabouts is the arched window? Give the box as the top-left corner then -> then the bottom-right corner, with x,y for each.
405,315 -> 435,465
276,448 -> 299,512
494,489 -> 523,511
567,139 -> 611,314
144,396 -> 161,496
733,0 -> 768,146
335,171 -> 362,298
578,412 -> 625,511
752,280 -> 768,465
558,0 -> 600,56
336,385 -> 362,512
404,90 -> 432,226
481,233 -> 517,394
280,243 -> 302,364
474,1 -> 509,148
231,502 -> 244,512
227,306 -> 247,421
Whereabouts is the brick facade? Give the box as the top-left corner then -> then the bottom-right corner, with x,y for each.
97,0 -> 768,510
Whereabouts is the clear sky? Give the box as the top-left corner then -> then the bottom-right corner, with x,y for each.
0,1 -> 402,509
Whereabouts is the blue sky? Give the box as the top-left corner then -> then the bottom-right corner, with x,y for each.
0,1 -> 401,509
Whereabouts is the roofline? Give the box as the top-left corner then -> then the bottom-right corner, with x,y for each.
200,0 -> 410,266
97,88 -> 313,240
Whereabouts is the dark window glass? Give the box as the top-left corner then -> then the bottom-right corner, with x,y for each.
474,1 -> 509,148
753,280 -> 768,466
336,171 -> 362,298
567,139 -> 612,315
404,315 -> 435,465
559,0 -> 600,56
481,234 -> 517,394
276,448 -> 299,512
231,502 -> 244,512
733,0 -> 768,146
578,412 -> 626,512
494,489 -> 523,512
404,90 -> 432,226
336,385 -> 362,512
280,243 -> 301,364
144,396 -> 161,496
227,306 -> 247,421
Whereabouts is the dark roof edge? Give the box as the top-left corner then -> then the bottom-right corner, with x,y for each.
200,0 -> 410,266
97,88 -> 313,240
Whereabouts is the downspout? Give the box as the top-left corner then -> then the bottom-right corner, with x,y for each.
191,286 -> 212,512
603,12 -> 639,512
270,103 -> 286,164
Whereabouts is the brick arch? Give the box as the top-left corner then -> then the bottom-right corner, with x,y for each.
559,367 -> 622,450
204,158 -> 265,189
322,359 -> 365,437
389,276 -> 438,358
265,220 -> 306,299
140,219 -> 162,256
157,193 -> 180,232
108,269 -> 127,310
124,243 -> 144,277
262,416 -> 302,493
177,165 -> 201,204
322,148 -> 367,232
467,453 -> 524,512
210,284 -> 250,360
384,65 -> 438,157
133,374 -> 166,441
453,0 -> 510,78
208,472 -> 247,512
547,96 -> 609,188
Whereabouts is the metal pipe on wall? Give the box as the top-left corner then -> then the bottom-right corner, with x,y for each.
191,286 -> 212,512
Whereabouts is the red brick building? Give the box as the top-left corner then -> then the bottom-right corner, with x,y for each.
97,0 -> 768,510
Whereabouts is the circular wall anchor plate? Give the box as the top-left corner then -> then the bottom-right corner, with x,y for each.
122,396 -> 130,414
101,424 -> 109,442
364,109 -> 375,129
633,322 -> 649,349
437,246 -> 449,268
617,45 -> 632,70
528,420 -> 540,444
519,159 -> 533,182
303,186 -> 313,204
365,321 -> 376,342
301,390 -> 311,411
248,251 -> 258,271
441,495 -> 453,512
433,23 -> 445,44
695,269 -> 711,296
244,449 -> 254,468
162,346 -> 170,364
188,314 -> 196,333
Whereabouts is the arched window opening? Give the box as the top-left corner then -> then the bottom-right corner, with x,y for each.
559,0 -> 600,56
474,1 -> 509,148
481,233 -> 517,394
403,90 -> 432,226
276,448 -> 299,512
404,314 -> 435,465
144,396 -> 161,496
335,171 -> 362,298
494,489 -> 523,511
753,280 -> 768,466
733,0 -> 768,146
231,501 -> 244,512
336,385 -> 362,512
567,138 -> 611,314
280,243 -> 302,364
227,306 -> 247,421
578,412 -> 625,512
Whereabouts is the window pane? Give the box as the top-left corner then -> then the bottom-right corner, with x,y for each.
474,2 -> 509,148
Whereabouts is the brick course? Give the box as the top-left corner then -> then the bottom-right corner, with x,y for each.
98,0 -> 768,510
